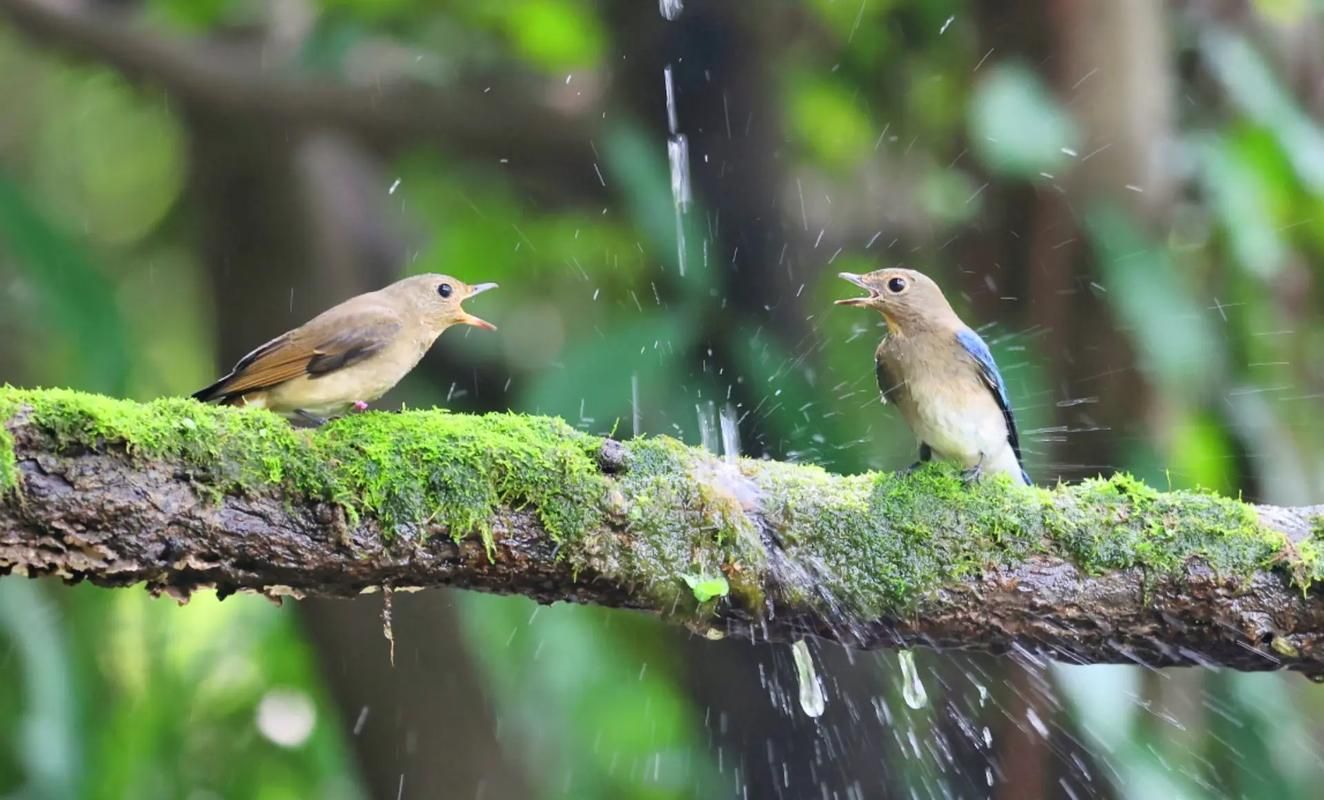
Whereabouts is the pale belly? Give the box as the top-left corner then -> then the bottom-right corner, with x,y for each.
894,377 -> 1011,470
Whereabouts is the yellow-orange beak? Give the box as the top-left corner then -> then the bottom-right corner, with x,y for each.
459,282 -> 498,331
834,272 -> 877,307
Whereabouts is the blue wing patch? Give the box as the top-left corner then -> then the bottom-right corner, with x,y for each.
955,327 -> 1028,482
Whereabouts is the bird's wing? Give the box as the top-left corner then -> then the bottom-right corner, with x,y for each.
874,353 -> 902,405
194,307 -> 401,401
955,327 -> 1024,465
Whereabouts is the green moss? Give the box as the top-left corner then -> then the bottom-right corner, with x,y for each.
755,461 -> 1044,617
1046,473 -> 1281,580
1292,517 -> 1324,589
0,386 -> 1311,623
0,420 -> 14,495
0,387 -> 608,556
588,436 -> 769,613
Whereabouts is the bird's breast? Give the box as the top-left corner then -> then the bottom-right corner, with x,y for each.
878,340 -> 1008,466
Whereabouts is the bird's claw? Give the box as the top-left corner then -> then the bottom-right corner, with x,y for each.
295,409 -> 329,427
904,461 -> 926,476
961,464 -> 983,484
352,400 -> 369,412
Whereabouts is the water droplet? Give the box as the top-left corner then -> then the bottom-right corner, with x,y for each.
791,639 -> 826,718
898,649 -> 928,710
659,0 -> 683,21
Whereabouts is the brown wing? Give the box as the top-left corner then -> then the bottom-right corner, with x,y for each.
193,307 -> 401,403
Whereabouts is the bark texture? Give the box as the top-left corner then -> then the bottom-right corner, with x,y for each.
3,387 -> 1324,676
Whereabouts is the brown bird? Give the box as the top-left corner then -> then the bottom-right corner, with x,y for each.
192,274 -> 497,423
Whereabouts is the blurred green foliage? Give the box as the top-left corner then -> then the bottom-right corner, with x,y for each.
1,0 -> 1324,798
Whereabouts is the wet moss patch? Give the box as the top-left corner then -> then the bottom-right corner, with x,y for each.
0,387 -> 608,555
1046,473 -> 1281,580
0,387 -> 1310,624
755,460 -> 1045,617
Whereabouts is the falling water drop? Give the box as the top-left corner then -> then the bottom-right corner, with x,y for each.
667,135 -> 692,213
898,649 -> 928,710
791,639 -> 826,718
663,65 -> 679,135
719,403 -> 740,463
663,65 -> 691,277
631,373 -> 641,437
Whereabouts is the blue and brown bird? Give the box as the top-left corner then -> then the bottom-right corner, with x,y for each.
835,268 -> 1029,485
193,274 -> 497,424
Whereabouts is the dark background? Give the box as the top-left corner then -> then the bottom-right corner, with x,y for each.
2,0 -> 1323,798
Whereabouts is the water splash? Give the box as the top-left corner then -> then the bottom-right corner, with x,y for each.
898,649 -> 929,710
658,0 -> 683,21
791,639 -> 826,718
696,401 -> 718,454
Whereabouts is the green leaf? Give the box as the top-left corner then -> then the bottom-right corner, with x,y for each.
0,173 -> 130,394
1201,29 -> 1324,192
969,63 -> 1078,178
1085,204 -> 1222,404
681,573 -> 729,604
786,73 -> 876,169
1197,131 -> 1291,279
505,0 -> 605,69
0,582 -> 80,799
34,70 -> 185,246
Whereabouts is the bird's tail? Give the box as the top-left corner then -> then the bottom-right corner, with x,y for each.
191,374 -> 240,405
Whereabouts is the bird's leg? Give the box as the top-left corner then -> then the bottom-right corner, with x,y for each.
961,452 -> 985,484
905,443 -> 933,474
295,409 -> 329,427
352,401 -> 369,412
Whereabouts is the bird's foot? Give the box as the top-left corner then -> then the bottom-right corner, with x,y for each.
961,458 -> 985,485
352,400 -> 369,412
904,461 -> 927,476
295,409 -> 330,427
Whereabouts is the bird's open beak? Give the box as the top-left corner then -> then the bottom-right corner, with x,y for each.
834,272 -> 877,307
459,282 -> 498,331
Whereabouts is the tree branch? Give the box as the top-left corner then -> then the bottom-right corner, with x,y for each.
0,0 -> 599,166
2,387 -> 1323,676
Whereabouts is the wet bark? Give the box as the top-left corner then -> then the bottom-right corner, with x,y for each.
4,398 -> 1324,679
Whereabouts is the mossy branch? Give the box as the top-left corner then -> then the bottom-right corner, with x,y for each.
3,387 -> 1324,676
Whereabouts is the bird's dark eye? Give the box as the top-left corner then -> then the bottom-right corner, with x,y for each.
886,277 -> 907,293
437,283 -> 453,298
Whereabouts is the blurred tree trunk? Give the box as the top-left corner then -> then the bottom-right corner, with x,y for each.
185,106 -> 529,800
602,4 -> 902,796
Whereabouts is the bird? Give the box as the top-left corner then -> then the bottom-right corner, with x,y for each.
835,268 -> 1029,485
192,274 -> 497,424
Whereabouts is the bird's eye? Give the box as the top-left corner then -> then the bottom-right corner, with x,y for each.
886,277 -> 907,293
437,283 -> 453,298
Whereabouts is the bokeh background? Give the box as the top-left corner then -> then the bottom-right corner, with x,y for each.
2,0 -> 1323,797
